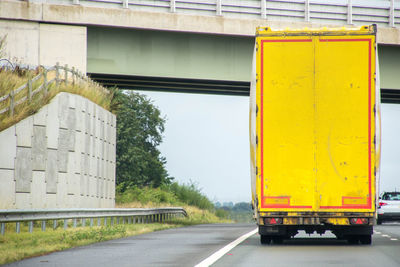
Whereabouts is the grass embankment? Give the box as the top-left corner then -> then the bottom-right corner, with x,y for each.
0,67 -> 113,132
1,184 -> 230,265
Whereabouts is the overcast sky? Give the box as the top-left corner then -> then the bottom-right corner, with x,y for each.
139,91 -> 400,203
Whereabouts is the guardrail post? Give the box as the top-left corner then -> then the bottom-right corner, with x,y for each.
64,64 -> 68,85
16,222 -> 20,233
304,0 -> 310,22
73,218 -> 77,228
389,0 -> 395,27
111,217 -> 114,226
9,90 -> 14,116
53,220 -> 57,230
97,218 -> 101,226
117,217 -> 120,225
123,0 -> 128,9
347,0 -> 353,25
55,62 -> 60,87
43,69 -> 48,95
261,0 -> 266,19
82,218 -> 86,227
1,223 -> 5,235
29,221 -> 34,233
104,217 -> 107,226
41,221 -> 46,232
28,78 -> 33,102
64,219 -> 68,230
90,218 -> 94,227
216,0 -> 222,16
170,0 -> 176,13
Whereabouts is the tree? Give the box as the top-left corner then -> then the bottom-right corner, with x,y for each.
116,91 -> 171,190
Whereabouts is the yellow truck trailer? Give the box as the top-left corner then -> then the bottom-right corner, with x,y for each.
249,25 -> 380,245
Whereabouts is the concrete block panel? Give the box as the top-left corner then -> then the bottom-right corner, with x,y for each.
0,126 -> 16,169
39,24 -> 87,73
80,173 -> 85,196
67,107 -> 77,134
69,94 -> 76,109
91,135 -> 96,157
68,129 -> 76,152
15,193 -> 32,209
32,125 -> 47,171
85,112 -> 91,135
84,153 -> 89,176
0,169 -> 16,209
56,173 -> 67,207
33,106 -> 48,126
31,171 -> 46,208
16,116 -> 33,147
90,156 -> 96,177
86,173 -> 90,196
85,133 -> 90,155
58,128 -> 70,173
59,93 -> 69,129
75,109 -> 84,132
67,152 -> 75,182
46,97 -> 60,149
44,194 -> 57,208
15,147 -> 32,193
46,149 -> 58,193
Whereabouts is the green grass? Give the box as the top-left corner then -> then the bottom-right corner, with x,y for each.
0,222 -> 180,265
0,67 -> 114,132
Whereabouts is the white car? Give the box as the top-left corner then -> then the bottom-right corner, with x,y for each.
377,192 -> 400,224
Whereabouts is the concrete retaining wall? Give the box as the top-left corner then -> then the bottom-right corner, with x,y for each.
0,92 -> 116,209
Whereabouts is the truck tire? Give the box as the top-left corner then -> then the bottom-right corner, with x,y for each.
359,235 -> 372,245
260,235 -> 271,245
377,219 -> 382,225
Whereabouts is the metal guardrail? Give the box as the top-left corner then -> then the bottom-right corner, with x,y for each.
29,0 -> 399,28
0,62 -> 105,117
0,207 -> 188,235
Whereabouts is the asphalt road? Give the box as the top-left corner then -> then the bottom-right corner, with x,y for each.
6,223 -> 400,267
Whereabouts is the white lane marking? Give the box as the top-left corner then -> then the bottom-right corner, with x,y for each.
374,231 -> 381,234
390,238 -> 398,241
194,228 -> 258,267
382,234 -> 390,237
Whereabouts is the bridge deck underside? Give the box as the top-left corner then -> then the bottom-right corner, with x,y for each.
89,73 -> 400,103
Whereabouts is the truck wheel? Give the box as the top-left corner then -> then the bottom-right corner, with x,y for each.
260,235 -> 271,245
377,219 -> 382,225
359,235 -> 372,245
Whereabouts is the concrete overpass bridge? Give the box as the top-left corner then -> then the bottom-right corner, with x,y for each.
1,0 -> 400,102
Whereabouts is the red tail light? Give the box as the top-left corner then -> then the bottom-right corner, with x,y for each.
350,218 -> 369,225
264,217 -> 283,225
379,202 -> 388,207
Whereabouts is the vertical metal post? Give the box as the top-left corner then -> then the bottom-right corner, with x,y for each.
389,0 -> 395,27
53,220 -> 57,230
16,222 -> 20,233
41,221 -> 46,231
305,0 -> 310,22
1,223 -> 5,235
104,217 -> 107,226
216,0 -> 222,16
347,0 -> 352,25
82,218 -> 86,227
90,218 -> 94,227
123,0 -> 128,8
117,217 -> 120,225
55,62 -> 60,87
128,217 -> 131,224
64,219 -> 68,230
122,217 -> 125,224
170,0 -> 176,13
97,218 -> 101,227
28,78 -> 32,102
261,0 -> 266,19
73,219 -> 77,228
28,221 -> 33,233
111,217 -> 114,226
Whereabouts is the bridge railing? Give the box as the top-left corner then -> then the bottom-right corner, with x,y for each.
57,0 -> 399,28
0,207 -> 188,235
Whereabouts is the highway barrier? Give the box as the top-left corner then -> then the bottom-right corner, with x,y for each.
0,208 -> 187,235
